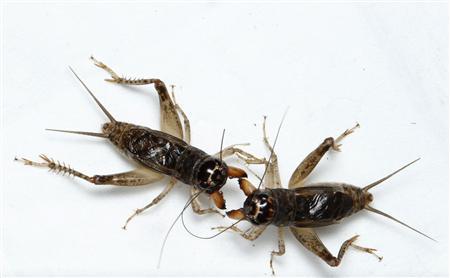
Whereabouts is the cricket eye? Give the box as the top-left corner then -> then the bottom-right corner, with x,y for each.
258,193 -> 269,205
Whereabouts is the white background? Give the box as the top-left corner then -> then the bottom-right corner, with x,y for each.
2,2 -> 448,276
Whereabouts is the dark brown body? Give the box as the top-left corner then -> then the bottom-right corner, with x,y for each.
243,183 -> 368,227
270,184 -> 365,227
224,121 -> 425,273
106,121 -> 226,192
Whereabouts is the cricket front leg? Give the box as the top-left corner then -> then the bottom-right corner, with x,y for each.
211,224 -> 268,241
218,144 -> 266,165
190,187 -> 224,216
261,116 -> 283,189
288,123 -> 360,189
90,56 -> 184,139
16,154 -> 164,186
270,227 -> 286,275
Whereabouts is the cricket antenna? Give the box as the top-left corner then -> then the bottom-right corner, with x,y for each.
157,189 -> 205,269
219,129 -> 225,161
68,66 -> 116,123
257,108 -> 289,190
365,205 -> 436,242
363,158 -> 421,192
180,208 -> 243,240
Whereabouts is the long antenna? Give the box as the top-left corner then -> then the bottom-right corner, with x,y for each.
257,109 -> 289,190
219,129 -> 225,161
68,66 -> 116,123
180,210 -> 243,240
157,189 -> 205,268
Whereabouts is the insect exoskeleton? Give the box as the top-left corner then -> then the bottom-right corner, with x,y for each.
231,183 -> 372,227
17,57 -> 252,230
214,117 -> 433,275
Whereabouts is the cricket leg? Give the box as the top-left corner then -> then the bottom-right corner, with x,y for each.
270,227 -> 286,275
16,155 -> 179,229
90,56 -> 184,139
290,227 -> 381,267
350,240 -> 383,261
288,123 -> 360,189
122,177 -> 177,229
212,224 -> 268,241
16,154 -> 164,186
120,84 -> 187,226
261,116 -> 282,189
190,187 -> 224,216
218,145 -> 267,165
170,86 -> 191,144
219,145 -> 267,179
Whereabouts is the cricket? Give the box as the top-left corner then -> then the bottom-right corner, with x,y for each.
16,59 -> 435,275
15,57 -> 258,229
213,117 -> 434,275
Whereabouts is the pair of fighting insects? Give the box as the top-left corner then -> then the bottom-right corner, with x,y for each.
17,57 -> 434,274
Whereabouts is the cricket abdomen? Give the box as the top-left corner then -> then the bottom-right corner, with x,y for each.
115,123 -> 190,176
109,122 -> 215,186
271,184 -> 365,227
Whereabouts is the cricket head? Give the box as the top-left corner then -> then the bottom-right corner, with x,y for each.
193,157 -> 246,209
226,179 -> 275,225
243,190 -> 275,225
195,157 -> 229,193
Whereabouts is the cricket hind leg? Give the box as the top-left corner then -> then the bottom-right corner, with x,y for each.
290,227 -> 382,267
91,58 -> 195,226
121,84 -> 190,227
90,56 -> 184,139
16,155 -> 180,229
288,123 -> 360,189
16,154 -> 164,186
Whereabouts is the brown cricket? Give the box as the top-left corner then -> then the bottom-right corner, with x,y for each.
16,57 -> 255,229
216,118 -> 434,274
